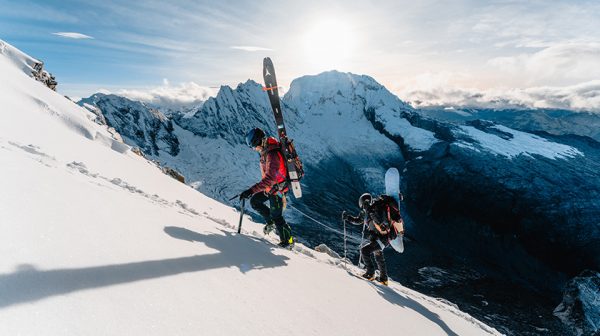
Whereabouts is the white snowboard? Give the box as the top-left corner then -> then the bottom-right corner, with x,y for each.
385,168 -> 404,253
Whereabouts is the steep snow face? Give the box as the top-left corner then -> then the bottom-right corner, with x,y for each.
285,71 -> 438,152
283,72 -> 407,182
0,44 -> 498,336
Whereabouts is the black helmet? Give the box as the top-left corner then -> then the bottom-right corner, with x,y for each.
245,128 -> 265,148
358,193 -> 372,209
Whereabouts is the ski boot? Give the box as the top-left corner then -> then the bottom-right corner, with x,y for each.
376,276 -> 389,286
361,272 -> 376,281
277,236 -> 294,250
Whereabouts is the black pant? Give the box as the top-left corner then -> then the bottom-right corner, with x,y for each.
361,234 -> 387,280
250,192 -> 292,244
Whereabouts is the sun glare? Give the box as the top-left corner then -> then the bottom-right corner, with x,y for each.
302,18 -> 356,71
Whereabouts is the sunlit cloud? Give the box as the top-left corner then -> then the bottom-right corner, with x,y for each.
488,43 -> 600,86
116,81 -> 217,110
230,46 -> 273,52
52,32 -> 94,39
402,80 -> 600,112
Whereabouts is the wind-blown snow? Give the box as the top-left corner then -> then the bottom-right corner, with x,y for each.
455,124 -> 583,160
0,44 -> 499,335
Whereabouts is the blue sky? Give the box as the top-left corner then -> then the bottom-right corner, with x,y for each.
1,0 -> 600,108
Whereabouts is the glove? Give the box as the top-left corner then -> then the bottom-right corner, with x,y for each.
342,211 -> 350,221
239,188 -> 253,200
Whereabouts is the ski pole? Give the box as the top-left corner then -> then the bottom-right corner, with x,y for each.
358,216 -> 367,268
229,194 -> 240,201
237,198 -> 245,234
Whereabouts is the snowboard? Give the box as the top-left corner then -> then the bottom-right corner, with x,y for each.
385,168 -> 404,253
262,57 -> 302,198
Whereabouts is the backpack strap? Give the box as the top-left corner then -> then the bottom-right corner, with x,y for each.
387,202 -> 404,235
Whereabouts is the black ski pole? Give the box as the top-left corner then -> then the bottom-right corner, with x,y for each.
229,194 -> 240,201
237,198 -> 245,234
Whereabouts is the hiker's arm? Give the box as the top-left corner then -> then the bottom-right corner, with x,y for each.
344,211 -> 365,225
249,151 -> 281,194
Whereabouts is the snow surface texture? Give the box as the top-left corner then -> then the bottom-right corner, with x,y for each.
0,42 -> 499,335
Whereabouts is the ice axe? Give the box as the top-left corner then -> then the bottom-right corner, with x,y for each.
228,194 -> 245,234
237,198 -> 245,234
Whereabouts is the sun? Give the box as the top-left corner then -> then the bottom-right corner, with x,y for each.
302,18 -> 356,71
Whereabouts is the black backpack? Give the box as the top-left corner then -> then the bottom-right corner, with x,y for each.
377,195 -> 402,241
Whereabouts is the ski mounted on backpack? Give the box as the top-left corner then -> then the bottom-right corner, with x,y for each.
262,57 -> 304,199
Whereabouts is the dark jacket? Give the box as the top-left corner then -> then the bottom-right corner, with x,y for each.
346,197 -> 396,245
249,137 -> 288,194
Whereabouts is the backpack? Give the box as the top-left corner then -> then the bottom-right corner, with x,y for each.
264,138 -> 304,193
281,139 -> 304,181
378,195 -> 402,241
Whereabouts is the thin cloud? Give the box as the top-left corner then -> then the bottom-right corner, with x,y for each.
230,46 -> 272,52
52,32 -> 94,39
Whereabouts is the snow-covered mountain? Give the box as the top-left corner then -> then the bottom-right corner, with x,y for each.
81,67 -> 600,335
80,93 -> 180,157
0,40 -> 500,336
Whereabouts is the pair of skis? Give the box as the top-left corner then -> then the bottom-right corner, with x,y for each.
262,57 -> 302,199
237,58 -> 302,235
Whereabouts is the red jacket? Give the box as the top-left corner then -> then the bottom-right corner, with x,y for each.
249,137 -> 288,194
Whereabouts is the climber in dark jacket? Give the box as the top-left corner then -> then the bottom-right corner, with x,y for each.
344,193 -> 403,285
239,127 -> 294,248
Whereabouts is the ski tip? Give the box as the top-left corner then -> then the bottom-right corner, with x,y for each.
263,57 -> 272,65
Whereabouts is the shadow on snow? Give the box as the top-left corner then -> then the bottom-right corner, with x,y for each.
0,227 -> 288,309
371,282 -> 460,336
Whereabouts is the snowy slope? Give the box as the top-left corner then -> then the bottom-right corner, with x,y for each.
0,39 -> 56,90
0,39 -> 42,75
0,42 -> 499,335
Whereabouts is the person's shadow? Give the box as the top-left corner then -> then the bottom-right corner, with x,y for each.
0,227 -> 288,309
365,279 -> 460,336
